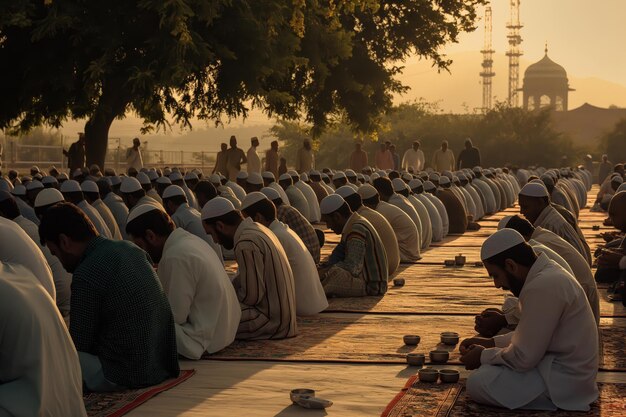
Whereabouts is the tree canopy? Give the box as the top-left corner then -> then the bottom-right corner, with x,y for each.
601,118 -> 626,163
0,0 -> 483,167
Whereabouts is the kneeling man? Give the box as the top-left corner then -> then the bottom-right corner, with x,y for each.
460,229 -> 598,411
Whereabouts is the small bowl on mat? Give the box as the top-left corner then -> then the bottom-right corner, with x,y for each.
290,388 -> 315,404
454,255 -> 466,266
418,367 -> 440,383
406,353 -> 426,366
439,369 -> 460,383
474,261 -> 484,267
592,225 -> 600,231
444,259 -> 456,267
440,332 -> 459,346
393,278 -> 405,287
403,335 -> 421,346
429,350 -> 450,364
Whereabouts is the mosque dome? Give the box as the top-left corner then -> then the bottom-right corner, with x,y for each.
523,50 -> 567,80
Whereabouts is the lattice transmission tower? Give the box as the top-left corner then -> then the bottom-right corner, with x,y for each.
480,6 -> 495,112
506,0 -> 523,107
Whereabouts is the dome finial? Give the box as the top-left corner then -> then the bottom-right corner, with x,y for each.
544,42 -> 548,56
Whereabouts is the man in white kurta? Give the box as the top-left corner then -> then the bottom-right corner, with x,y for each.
423,181 -> 450,237
401,141 -> 425,171
126,204 -> 241,359
241,192 -> 328,316
0,216 -> 56,301
0,262 -> 87,416
293,174 -> 321,223
100,179 -> 130,240
461,230 -> 598,411
246,137 -> 262,174
82,180 -> 123,240
409,179 -> 444,242
61,180 -> 113,239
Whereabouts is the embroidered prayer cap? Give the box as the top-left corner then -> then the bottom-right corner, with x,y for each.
162,185 -> 186,199
60,180 -> 81,193
262,171 -> 275,180
392,178 -> 408,192
169,171 -> 183,182
519,182 -> 549,198
81,180 -> 99,194
136,172 -> 151,185
439,176 -> 451,186
401,172 -> 413,181
320,194 -> 346,215
26,180 -> 44,191
201,196 -> 236,221
34,188 -> 64,208
156,176 -> 172,185
423,181 -> 436,191
260,187 -> 281,201
247,173 -> 263,185
120,177 -> 143,193
408,179 -> 423,190
127,202 -> 165,224
335,185 -> 357,199
358,184 -> 378,200
481,229 -> 526,261
241,192 -> 268,211
279,173 -> 292,182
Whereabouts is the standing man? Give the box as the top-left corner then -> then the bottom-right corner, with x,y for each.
402,141 -> 425,171
431,140 -> 455,172
389,145 -> 400,171
598,154 -> 612,186
265,140 -> 280,178
374,143 -> 394,170
63,133 -> 86,172
457,138 -> 481,169
296,140 -> 315,173
349,142 -> 368,173
226,136 -> 247,180
247,137 -> 261,174
126,138 -> 143,173
213,143 -> 228,175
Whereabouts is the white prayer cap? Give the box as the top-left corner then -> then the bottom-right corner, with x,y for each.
287,170 -> 298,177
34,188 -> 64,208
279,173 -> 292,182
300,173 -> 309,182
184,172 -> 198,181
309,170 -> 321,177
120,177 -> 142,193
169,171 -> 183,182
442,170 -> 453,179
376,170 -> 387,177
58,173 -> 69,181
439,176 -> 451,186
358,184 -> 378,200
209,174 -> 221,184
260,187 -> 281,201
262,171 -> 275,180
21,176 -> 32,183
408,178 -> 423,190
127,202 -> 165,224
136,172 -> 151,185
429,173 -> 440,182
357,173 -> 365,182
481,229 -> 526,261
321,173 -> 330,181
201,196 -> 236,221
333,172 -> 346,181
147,170 -> 159,181
241,192 -> 268,210
392,178 -> 408,192
401,172 -> 413,181
617,183 -> 626,193
611,175 -> 624,184
472,166 -> 483,173
519,182 -> 549,198
247,172 -> 263,185
423,181 -> 436,191
72,169 -> 83,178
540,174 -> 554,187
497,216 -> 513,230
109,176 -> 121,186
335,185 -> 357,199
370,173 -> 380,181
345,169 -> 357,178
452,176 -> 459,183
81,180 -> 99,194
31,165 -> 40,173
156,176 -> 172,185
11,184 -> 26,196
60,180 -> 81,193
172,167 -> 181,173
162,185 -> 186,199
237,171 -> 249,180
42,176 -> 58,185
320,194 -> 346,215
26,180 -> 44,191
163,168 -> 172,176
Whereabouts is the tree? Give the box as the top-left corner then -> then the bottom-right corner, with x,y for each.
600,118 -> 626,163
0,0 -> 483,168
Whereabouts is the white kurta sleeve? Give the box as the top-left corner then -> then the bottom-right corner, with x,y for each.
481,285 -> 564,372
158,257 -> 196,325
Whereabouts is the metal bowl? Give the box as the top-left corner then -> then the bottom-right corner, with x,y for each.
290,388 -> 315,404
406,353 -> 425,366
439,369 -> 460,383
429,350 -> 450,364
418,367 -> 440,383
440,332 -> 460,346
393,278 -> 405,287
403,335 -> 421,346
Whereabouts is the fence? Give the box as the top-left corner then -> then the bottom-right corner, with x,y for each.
1,139 -> 218,174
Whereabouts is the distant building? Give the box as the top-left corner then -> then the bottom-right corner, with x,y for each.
521,47 -> 573,112
551,103 -> 626,146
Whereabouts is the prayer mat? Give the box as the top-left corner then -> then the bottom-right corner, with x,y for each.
83,370 -> 195,417
205,315 -> 625,370
381,377 -> 626,417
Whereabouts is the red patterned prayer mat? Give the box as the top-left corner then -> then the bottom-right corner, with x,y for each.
84,370 -> 195,417
381,377 -> 626,417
